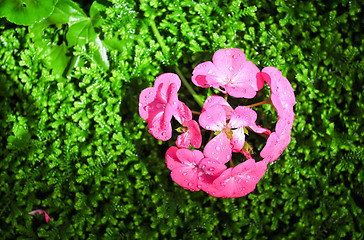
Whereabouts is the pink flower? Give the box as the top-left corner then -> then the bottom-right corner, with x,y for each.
208,159 -> 268,198
199,102 -> 257,152
139,73 -> 181,141
28,209 -> 50,223
192,48 -> 263,98
174,101 -> 202,149
165,147 -> 226,191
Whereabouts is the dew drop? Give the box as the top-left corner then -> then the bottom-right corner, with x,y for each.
208,167 -> 215,172
183,172 -> 187,176
188,182 -> 193,187
232,55 -> 237,59
216,146 -> 221,151
229,66 -> 233,71
197,185 -> 202,189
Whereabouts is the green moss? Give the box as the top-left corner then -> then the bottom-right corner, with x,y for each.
0,0 -> 363,239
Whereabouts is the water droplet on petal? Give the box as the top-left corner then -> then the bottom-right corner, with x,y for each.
216,146 -> 221,151
208,167 -> 215,172
229,66 -> 233,71
183,172 -> 187,176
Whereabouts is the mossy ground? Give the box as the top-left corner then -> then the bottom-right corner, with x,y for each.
0,0 -> 363,239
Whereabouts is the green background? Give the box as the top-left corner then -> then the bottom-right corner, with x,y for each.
0,0 -> 363,239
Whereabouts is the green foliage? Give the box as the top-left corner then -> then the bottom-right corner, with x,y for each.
0,0 -> 58,26
0,0 -> 363,239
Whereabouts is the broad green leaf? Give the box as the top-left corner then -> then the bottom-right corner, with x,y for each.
0,0 -> 58,26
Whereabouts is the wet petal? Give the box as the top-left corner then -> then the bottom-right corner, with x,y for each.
174,101 -> 192,124
199,105 -> 227,131
231,127 -> 245,152
203,133 -> 232,164
229,106 -> 257,128
192,61 -> 219,88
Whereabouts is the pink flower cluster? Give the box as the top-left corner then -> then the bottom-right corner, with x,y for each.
139,49 -> 295,198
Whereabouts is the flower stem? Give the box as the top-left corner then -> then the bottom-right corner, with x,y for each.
175,67 -> 204,108
247,97 -> 272,107
191,110 -> 201,115
149,17 -> 169,55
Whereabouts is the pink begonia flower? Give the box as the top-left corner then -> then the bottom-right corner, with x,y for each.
174,101 -> 202,149
192,48 -> 264,98
208,159 -> 268,198
28,209 -> 50,223
199,103 -> 257,152
165,147 -> 226,191
139,73 -> 181,141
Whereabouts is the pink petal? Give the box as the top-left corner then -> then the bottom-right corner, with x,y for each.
170,149 -> 205,191
199,105 -> 227,131
28,209 -> 50,223
186,120 -> 202,148
139,87 -> 157,120
197,157 -> 228,193
203,132 -> 232,164
248,122 -> 272,135
231,127 -> 246,152
225,61 -> 261,98
165,146 -> 183,170
199,157 -> 227,176
192,61 -> 219,88
260,132 -> 291,162
212,48 -> 246,80
147,111 -> 173,141
225,84 -> 257,98
229,106 -> 257,128
202,95 -> 233,118
174,101 -> 192,124
210,159 -> 267,198
176,120 -> 202,149
171,166 -> 201,191
262,67 -> 296,111
176,149 -> 204,165
154,73 -> 181,95
275,110 -> 294,136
